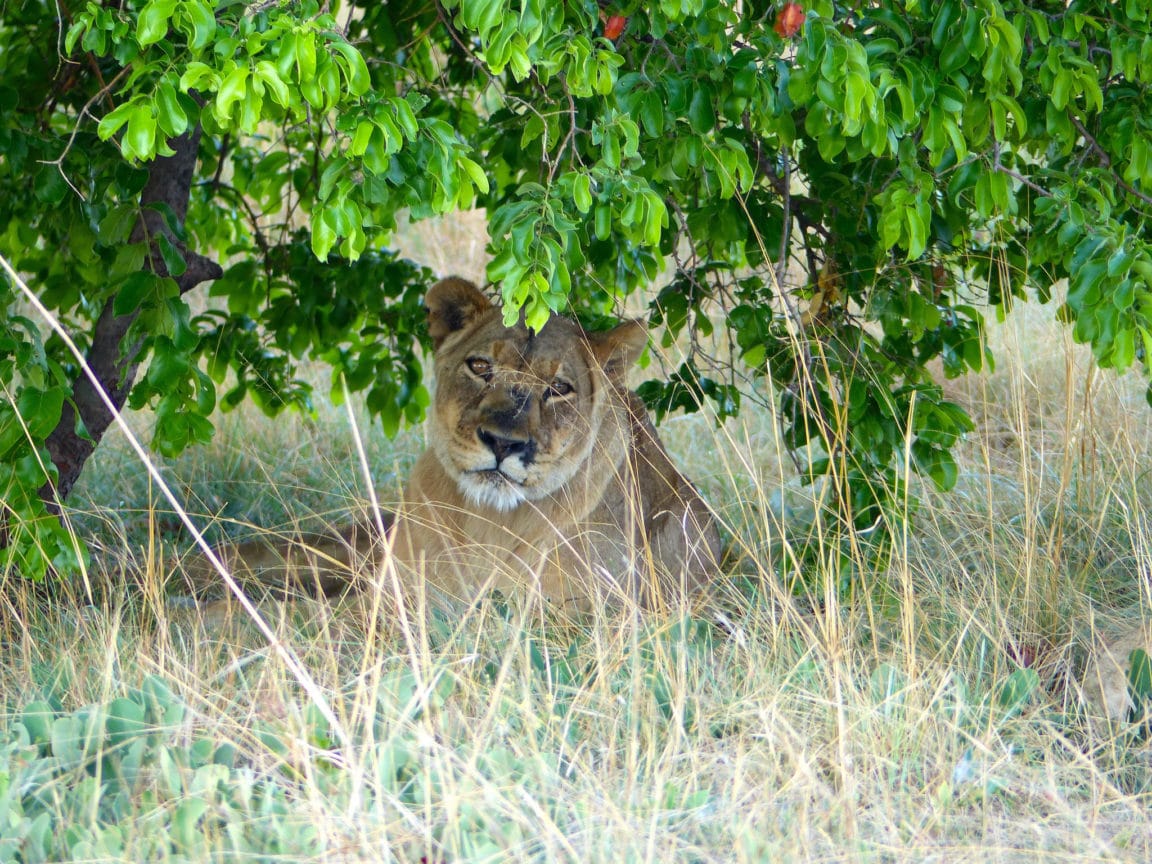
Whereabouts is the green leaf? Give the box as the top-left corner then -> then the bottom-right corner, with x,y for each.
96,101 -> 136,141
390,97 -> 419,140
639,90 -> 665,137
931,0 -> 958,48
290,31 -> 315,87
21,700 -> 56,744
350,120 -> 374,157
155,81 -> 188,137
144,201 -> 188,243
688,86 -> 716,133
844,72 -> 869,129
1113,324 -> 1136,369
172,799 -> 210,850
178,61 -> 218,92
939,37 -> 969,75
329,39 -> 371,96
106,697 -> 147,746
157,233 -> 187,277
17,386 -> 66,440
122,105 -> 157,161
602,129 -> 620,168
642,190 -> 667,247
594,203 -> 611,240
997,667 -> 1039,718
255,61 -> 290,108
137,0 -> 177,47
311,207 -> 338,260
182,0 -> 216,52
573,173 -> 592,213
215,64 -> 249,121
458,156 -> 489,195
929,448 -> 957,490
64,17 -> 88,56
905,203 -> 927,260
114,272 -> 161,316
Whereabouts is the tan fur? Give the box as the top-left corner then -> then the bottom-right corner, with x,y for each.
176,521 -> 386,601
181,278 -> 720,613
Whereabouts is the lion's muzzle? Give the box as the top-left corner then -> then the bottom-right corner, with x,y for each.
476,428 -> 537,467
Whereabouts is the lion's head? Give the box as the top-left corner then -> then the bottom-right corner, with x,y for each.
424,278 -> 647,512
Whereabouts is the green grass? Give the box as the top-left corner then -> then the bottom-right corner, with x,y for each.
3,272 -> 1152,861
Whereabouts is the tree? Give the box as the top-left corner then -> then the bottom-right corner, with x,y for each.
2,0 -> 1151,581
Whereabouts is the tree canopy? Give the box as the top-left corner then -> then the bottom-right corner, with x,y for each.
2,0 -> 1151,580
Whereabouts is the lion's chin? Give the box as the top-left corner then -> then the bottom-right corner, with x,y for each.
457,470 -> 527,512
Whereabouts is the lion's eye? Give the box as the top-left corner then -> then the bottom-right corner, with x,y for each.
547,379 -> 574,399
466,357 -> 493,380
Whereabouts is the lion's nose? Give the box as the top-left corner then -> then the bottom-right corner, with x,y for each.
477,428 -> 537,465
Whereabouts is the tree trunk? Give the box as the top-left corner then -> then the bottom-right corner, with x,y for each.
42,125 -> 222,504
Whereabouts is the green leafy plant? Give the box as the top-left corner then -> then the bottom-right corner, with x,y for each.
0,678 -> 323,861
3,1 -> 1152,583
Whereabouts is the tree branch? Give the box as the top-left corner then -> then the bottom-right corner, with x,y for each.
1070,113 -> 1152,209
743,118 -> 832,243
42,125 -> 222,505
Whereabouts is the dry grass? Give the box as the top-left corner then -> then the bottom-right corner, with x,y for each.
3,229 -> 1152,862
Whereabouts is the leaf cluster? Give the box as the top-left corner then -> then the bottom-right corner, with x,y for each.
1,676 -> 320,861
3,0 -> 1152,580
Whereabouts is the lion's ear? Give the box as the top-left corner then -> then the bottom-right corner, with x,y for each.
588,319 -> 648,380
425,278 -> 494,349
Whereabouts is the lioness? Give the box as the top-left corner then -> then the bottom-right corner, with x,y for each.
182,277 -> 720,612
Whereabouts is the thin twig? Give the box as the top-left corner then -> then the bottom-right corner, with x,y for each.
992,162 -> 1052,198
743,115 -> 832,242
546,77 -> 578,187
433,0 -> 493,83
37,65 -> 131,201
1070,113 -> 1152,208
1069,115 -> 1111,167
776,151 -> 791,289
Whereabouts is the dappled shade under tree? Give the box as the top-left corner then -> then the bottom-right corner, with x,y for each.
1,0 -> 1151,580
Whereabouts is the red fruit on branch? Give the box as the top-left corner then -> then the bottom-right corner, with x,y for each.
774,2 -> 804,39
604,15 -> 628,41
